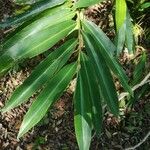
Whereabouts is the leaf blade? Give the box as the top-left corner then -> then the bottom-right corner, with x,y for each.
125,11 -> 135,53
115,0 -> 127,31
132,52 -> 146,85
114,23 -> 126,55
80,52 -> 102,133
0,0 -> 66,28
18,62 -> 77,138
3,7 -> 75,46
82,20 -> 133,96
0,20 -> 76,76
83,33 -> 119,116
2,39 -> 77,112
75,0 -> 104,8
74,69 -> 92,150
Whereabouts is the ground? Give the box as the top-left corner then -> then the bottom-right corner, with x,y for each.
0,0 -> 150,150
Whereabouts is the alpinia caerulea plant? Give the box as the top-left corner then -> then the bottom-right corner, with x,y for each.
0,0 -> 134,149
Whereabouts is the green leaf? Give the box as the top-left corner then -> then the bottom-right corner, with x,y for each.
2,7 -> 75,47
0,20 -> 76,76
0,54 -> 15,77
140,2 -> 150,9
5,20 -> 75,58
132,52 -> 146,85
125,11 -> 135,53
126,0 -> 134,3
82,20 -> 133,96
75,0 -> 104,8
18,62 -> 77,138
1,39 -> 77,113
83,33 -> 119,116
115,0 -> 127,31
114,23 -> 126,55
14,0 -> 42,5
82,21 -> 116,55
74,52 -> 103,150
80,52 -> 102,133
114,10 -> 134,55
74,67 -> 92,150
0,0 -> 66,28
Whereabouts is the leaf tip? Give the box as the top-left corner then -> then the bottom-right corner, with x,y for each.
0,108 -> 6,114
17,129 -> 24,140
0,106 -> 11,114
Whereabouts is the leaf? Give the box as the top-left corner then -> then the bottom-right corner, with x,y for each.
0,20 -> 76,76
82,20 -> 133,96
80,52 -> 102,134
115,3 -> 134,54
0,0 -> 66,28
128,83 -> 150,107
126,0 -> 134,3
1,39 -> 77,113
14,0 -> 42,5
114,10 -> 134,55
140,2 -> 150,9
132,52 -> 146,85
114,23 -> 126,55
18,62 -> 77,138
82,21 -> 116,55
3,7 -> 75,47
125,11 -> 135,53
0,54 -> 15,77
75,0 -> 104,8
83,33 -> 119,116
115,0 -> 127,31
74,67 -> 92,150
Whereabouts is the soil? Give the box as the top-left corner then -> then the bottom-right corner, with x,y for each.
0,0 -> 150,150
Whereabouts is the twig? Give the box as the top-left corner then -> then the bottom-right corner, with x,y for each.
3,28 -> 15,34
125,131 -> 150,150
119,72 -> 150,101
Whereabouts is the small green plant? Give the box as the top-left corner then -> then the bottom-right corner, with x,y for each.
0,0 -> 134,149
